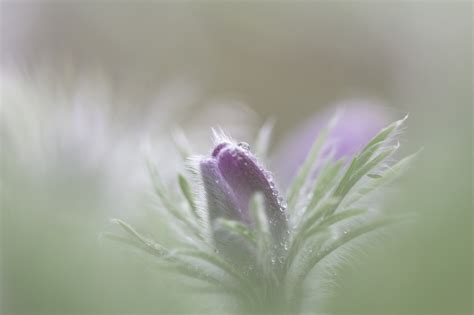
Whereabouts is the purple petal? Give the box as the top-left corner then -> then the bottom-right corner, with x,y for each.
200,142 -> 288,239
272,102 -> 394,187
200,157 -> 244,222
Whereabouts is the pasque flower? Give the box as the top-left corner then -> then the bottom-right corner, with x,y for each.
112,103 -> 414,314
200,139 -> 288,260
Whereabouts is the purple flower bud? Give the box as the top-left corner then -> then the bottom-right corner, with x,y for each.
200,140 -> 288,242
272,102 -> 394,187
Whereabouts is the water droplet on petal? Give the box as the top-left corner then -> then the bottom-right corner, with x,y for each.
238,142 -> 250,151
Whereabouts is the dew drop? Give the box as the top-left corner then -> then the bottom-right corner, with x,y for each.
238,142 -> 250,151
278,197 -> 288,209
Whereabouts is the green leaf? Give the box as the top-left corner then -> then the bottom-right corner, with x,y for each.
287,125 -> 330,212
101,232 -> 143,248
360,114 -> 407,156
250,193 -> 270,236
299,197 -> 340,237
171,127 -> 192,160
178,173 -> 198,218
214,218 -> 256,245
167,260 -> 231,288
111,219 -> 241,291
334,115 -> 408,202
288,217 -> 395,292
286,231 -> 330,300
342,144 -> 399,195
249,193 -> 275,276
344,150 -> 421,206
304,159 -> 344,216
287,117 -> 410,288
367,173 -> 383,179
304,208 -> 367,238
177,248 -> 252,287
255,118 -> 275,160
285,198 -> 339,269
112,219 -> 168,257
147,159 -> 203,241
286,207 -> 367,270
328,142 -> 400,218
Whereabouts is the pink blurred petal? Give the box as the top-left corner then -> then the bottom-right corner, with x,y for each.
272,101 -> 394,187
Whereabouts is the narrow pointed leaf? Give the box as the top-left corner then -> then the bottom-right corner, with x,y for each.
177,249 -> 253,288
293,217 -> 396,286
287,126 -> 329,211
255,118 -> 275,159
172,127 -> 193,160
345,150 -> 421,206
112,219 -> 169,257
304,208 -> 367,237
249,193 -> 274,274
178,173 -> 198,218
147,160 -> 203,240
214,218 -> 256,245
334,115 -> 407,201
305,159 -> 344,215
359,114 -> 407,156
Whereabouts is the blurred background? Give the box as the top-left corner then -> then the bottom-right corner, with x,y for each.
1,1 -> 472,314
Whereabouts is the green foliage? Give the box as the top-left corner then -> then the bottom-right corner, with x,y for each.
108,115 -> 417,314
254,118 -> 275,160
286,121 -> 330,212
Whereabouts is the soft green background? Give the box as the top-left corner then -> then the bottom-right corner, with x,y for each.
1,2 -> 472,314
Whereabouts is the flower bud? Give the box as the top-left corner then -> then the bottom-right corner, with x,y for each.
200,141 -> 288,244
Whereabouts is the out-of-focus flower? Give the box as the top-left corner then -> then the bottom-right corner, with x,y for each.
1,69 -> 151,215
200,137 -> 288,248
1,2 -> 41,65
272,101 -> 394,187
0,67 -> 258,215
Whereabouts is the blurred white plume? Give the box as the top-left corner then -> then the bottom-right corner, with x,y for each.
0,66 -> 257,217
